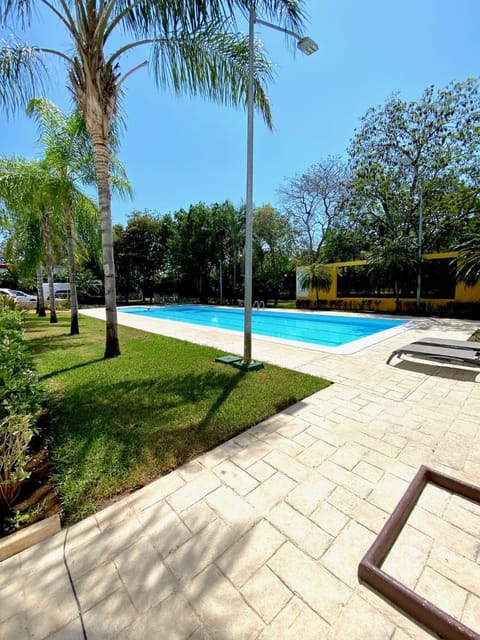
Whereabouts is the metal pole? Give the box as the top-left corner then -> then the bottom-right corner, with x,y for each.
219,259 -> 223,303
243,3 -> 255,364
416,184 -> 423,311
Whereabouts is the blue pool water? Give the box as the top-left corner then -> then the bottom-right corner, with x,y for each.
120,305 -> 405,348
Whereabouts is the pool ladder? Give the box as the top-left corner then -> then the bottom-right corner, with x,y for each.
253,300 -> 265,311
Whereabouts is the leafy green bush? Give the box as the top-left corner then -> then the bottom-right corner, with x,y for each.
0,293 -> 17,312
0,413 -> 35,507
0,308 -> 23,334
0,306 -> 43,509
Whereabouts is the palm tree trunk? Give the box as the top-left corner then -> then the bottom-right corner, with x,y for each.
36,266 -> 46,317
65,203 -> 79,335
89,130 -> 120,358
41,210 -> 57,324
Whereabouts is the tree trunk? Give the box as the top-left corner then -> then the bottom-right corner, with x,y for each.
394,280 -> 401,313
41,210 -> 57,324
65,203 -> 79,335
36,266 -> 46,317
90,130 -> 120,358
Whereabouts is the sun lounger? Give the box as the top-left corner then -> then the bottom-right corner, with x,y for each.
413,337 -> 480,351
387,342 -> 480,367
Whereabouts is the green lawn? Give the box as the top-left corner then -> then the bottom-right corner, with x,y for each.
25,313 -> 330,524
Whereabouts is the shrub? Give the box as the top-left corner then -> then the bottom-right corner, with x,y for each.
0,293 -> 17,312
0,413 -> 34,507
0,306 -> 42,510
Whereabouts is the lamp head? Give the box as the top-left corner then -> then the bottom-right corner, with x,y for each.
297,36 -> 319,55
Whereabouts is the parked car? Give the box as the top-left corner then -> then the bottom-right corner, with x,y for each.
11,290 -> 37,302
0,288 -> 37,306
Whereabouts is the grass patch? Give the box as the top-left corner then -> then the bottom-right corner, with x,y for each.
25,313 -> 330,524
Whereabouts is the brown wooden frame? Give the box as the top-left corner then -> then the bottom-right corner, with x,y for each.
358,465 -> 480,640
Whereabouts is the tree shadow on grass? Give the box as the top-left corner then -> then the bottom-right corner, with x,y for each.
40,358 -> 106,381
52,369 -> 254,520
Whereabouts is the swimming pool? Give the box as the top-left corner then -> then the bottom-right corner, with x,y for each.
120,305 -> 406,349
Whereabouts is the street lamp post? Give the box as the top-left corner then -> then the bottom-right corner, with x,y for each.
416,183 -> 424,312
241,5 -> 318,368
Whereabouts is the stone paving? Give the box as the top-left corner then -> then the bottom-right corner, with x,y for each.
2,312 -> 480,639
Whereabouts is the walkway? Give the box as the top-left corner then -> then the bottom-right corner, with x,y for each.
1,311 -> 480,639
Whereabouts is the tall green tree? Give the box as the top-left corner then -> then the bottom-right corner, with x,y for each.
253,204 -> 296,302
0,0 -> 305,357
347,79 -> 480,252
115,211 -> 170,302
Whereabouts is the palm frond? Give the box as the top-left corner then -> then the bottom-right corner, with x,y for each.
0,0 -> 36,29
0,39 -> 47,116
150,25 -> 274,128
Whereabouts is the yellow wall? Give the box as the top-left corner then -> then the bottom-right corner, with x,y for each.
296,252 -> 480,312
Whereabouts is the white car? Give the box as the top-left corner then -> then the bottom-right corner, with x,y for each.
11,289 -> 37,302
0,287 -> 15,299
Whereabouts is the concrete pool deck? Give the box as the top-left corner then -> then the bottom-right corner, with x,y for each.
2,310 -> 480,639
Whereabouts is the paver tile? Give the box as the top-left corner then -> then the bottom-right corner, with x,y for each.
352,460 -> 384,483
0,615 -> 30,640
263,449 -> 313,482
367,473 -> 410,513
212,459 -> 258,495
285,473 -> 335,515
382,524 -> 433,589
113,537 -> 176,612
82,588 -> 138,639
268,542 -> 351,623
181,500 -> 217,534
44,617 -> 85,640
416,566 -> 468,620
328,485 -> 363,516
129,472 -> 184,512
186,565 -> 263,640
428,544 -> 480,597
165,518 -> 235,582
352,499 -> 389,533
321,520 -> 375,587
327,594 -> 396,640
317,460 -> 373,498
310,501 -> 349,537
463,593 -> 480,632
136,499 -> 192,556
167,470 -> 221,512
216,520 -> 285,588
74,560 -> 122,612
409,506 -> 479,560
257,597 -> 329,640
267,502 -> 331,558
206,486 -> 259,532
296,438 -> 336,467
244,472 -> 296,512
246,460 -> 276,482
241,565 -> 292,623
116,593 -> 199,640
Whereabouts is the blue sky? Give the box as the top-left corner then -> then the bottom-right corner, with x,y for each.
1,0 -> 479,225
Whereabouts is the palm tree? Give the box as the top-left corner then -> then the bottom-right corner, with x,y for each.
368,238 -> 418,313
455,233 -> 480,287
26,98 -> 127,335
0,157 -> 64,322
0,1 -> 305,357
0,155 -> 100,323
299,263 -> 332,308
